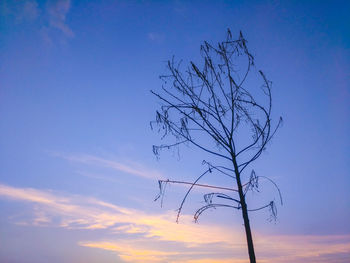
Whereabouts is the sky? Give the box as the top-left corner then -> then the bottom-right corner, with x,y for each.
0,0 -> 349,262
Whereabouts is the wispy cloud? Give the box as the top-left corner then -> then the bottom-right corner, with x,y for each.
81,242 -> 180,263
18,1 -> 39,22
56,153 -> 164,180
2,0 -> 74,44
0,183 -> 243,262
148,32 -> 165,43
46,0 -> 74,38
0,183 -> 234,242
80,234 -> 350,263
1,0 -> 39,22
0,183 -> 349,262
255,234 -> 350,263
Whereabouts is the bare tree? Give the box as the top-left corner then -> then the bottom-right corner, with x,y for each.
151,30 -> 282,263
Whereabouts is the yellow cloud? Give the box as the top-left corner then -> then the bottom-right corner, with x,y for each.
81,242 -> 180,263
81,234 -> 350,263
255,234 -> 350,262
186,259 -> 248,263
1,183 -> 349,263
0,183 -> 238,245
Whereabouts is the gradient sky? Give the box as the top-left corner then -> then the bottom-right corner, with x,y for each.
1,0 -> 349,262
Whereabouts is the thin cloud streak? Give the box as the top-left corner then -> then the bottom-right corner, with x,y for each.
81,242 -> 180,263
57,153 -> 164,180
81,240 -> 244,263
46,0 -> 74,38
1,0 -> 39,22
0,183 -> 235,243
0,183 -> 349,263
2,0 -> 74,43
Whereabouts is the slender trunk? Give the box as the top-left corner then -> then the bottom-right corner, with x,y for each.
233,158 -> 256,263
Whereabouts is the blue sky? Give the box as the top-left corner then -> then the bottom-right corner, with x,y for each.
1,0 -> 349,262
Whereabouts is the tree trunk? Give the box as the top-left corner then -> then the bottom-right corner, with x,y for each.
233,159 -> 256,263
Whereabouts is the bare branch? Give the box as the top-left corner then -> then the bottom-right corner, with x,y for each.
156,179 -> 239,192
151,29 -> 282,263
194,203 -> 240,222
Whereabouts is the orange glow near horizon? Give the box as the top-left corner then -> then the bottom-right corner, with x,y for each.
2,183 -> 346,262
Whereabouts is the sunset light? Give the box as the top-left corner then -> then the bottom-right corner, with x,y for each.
1,1 -> 349,262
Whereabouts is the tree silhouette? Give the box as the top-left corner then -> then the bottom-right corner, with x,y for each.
151,29 -> 282,263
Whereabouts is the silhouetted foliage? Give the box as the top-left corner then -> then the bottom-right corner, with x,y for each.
151,29 -> 282,263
